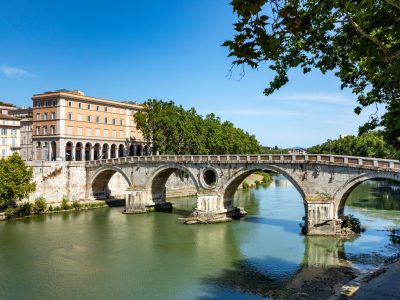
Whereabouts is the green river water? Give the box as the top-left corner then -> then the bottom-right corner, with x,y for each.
0,175 -> 399,299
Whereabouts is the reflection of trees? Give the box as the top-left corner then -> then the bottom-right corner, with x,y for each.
201,234 -> 355,299
346,179 -> 400,210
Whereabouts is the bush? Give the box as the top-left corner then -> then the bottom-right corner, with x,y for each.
254,180 -> 261,186
48,205 -> 53,212
5,202 -> 32,219
33,197 -> 47,214
242,181 -> 250,190
342,214 -> 365,233
61,197 -> 70,210
71,201 -> 81,210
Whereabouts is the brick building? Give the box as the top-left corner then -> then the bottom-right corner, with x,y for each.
32,90 -> 150,161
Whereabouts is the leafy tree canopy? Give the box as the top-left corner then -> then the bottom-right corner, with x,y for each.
307,131 -> 399,159
0,153 -> 36,205
224,0 -> 400,144
134,99 -> 261,155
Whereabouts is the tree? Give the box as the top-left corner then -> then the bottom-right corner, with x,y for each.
134,99 -> 262,155
0,153 -> 36,205
307,131 -> 399,159
224,1 -> 400,145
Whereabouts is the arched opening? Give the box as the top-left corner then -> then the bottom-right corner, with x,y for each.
90,167 -> 131,202
110,144 -> 117,158
148,166 -> 199,212
137,144 -> 142,156
93,143 -> 100,160
118,144 -> 124,158
36,142 -> 42,160
75,142 -> 83,161
50,141 -> 57,161
102,143 -> 109,159
144,145 -> 150,156
85,142 -> 92,161
129,144 -> 135,156
65,142 -> 73,161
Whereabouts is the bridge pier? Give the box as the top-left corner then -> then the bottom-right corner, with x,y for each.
304,200 -> 341,235
124,187 -> 173,214
183,193 -> 246,224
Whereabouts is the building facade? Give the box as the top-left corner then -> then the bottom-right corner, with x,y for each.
0,114 -> 21,158
9,107 -> 33,161
32,90 -> 150,161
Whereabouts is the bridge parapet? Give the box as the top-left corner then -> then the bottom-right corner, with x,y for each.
86,154 -> 400,172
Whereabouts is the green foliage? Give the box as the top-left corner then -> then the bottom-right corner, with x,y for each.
5,202 -> 33,219
0,153 -> 36,205
48,205 -> 53,212
71,201 -> 81,210
33,197 -> 46,214
342,214 -> 365,234
134,99 -> 262,155
308,131 -> 399,159
261,173 -> 273,184
254,180 -> 261,186
224,1 -> 400,147
242,181 -> 250,190
61,197 -> 71,210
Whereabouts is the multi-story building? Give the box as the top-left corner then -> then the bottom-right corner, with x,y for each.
0,113 -> 21,158
9,107 -> 33,161
32,90 -> 150,161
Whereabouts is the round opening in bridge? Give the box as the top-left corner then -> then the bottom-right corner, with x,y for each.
203,169 -> 217,186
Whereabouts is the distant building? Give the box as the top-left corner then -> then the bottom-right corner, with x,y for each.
288,147 -> 307,154
9,107 -> 33,161
339,134 -> 348,139
32,90 -> 150,161
0,113 -> 21,158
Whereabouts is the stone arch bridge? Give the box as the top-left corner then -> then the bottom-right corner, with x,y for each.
85,154 -> 400,235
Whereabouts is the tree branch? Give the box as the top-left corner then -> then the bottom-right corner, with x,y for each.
347,16 -> 388,53
387,0 -> 400,10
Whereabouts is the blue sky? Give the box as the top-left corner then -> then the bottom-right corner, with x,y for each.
0,0 -> 381,148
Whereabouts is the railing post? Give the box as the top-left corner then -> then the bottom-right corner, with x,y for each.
330,155 -> 334,163
373,160 -> 378,167
390,161 -> 395,169
344,157 -> 348,164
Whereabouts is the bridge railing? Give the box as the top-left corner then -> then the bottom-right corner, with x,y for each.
86,154 -> 400,170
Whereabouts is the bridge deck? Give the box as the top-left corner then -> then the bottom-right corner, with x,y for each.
86,154 -> 400,171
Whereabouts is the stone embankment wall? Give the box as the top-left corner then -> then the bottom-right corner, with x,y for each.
26,161 -> 86,203
26,162 -> 198,203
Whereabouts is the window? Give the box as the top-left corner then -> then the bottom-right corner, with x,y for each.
86,128 -> 92,136
77,127 -> 83,135
78,102 -> 82,109
1,149 -> 5,156
87,104 -> 91,110
87,115 -> 91,122
11,139 -> 15,147
112,118 -> 116,125
68,113 -> 73,120
112,130 -> 116,138
37,101 -> 41,108
2,138 -> 5,145
96,116 -> 100,123
0,128 -> 5,135
104,106 -> 108,112
36,113 -> 40,120
51,112 -> 55,119
77,114 -> 82,121
112,107 -> 116,113
43,126 -> 48,135
51,126 -> 55,134
104,117 -> 108,124
36,127 -> 41,135
95,128 -> 100,137
120,108 -> 124,114
68,101 -> 73,107
119,130 -> 124,138
104,129 -> 109,137
44,101 -> 48,107
130,131 -> 135,139
11,129 -> 16,136
43,113 -> 48,120
120,119 -> 123,126
67,127 -> 73,135
52,100 -> 56,106
96,105 -> 100,111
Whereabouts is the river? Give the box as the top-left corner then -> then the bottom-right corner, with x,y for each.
0,175 -> 398,299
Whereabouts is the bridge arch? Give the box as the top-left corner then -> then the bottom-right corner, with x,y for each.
89,166 -> 132,199
334,172 -> 400,217
220,164 -> 306,209
145,164 -> 200,204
